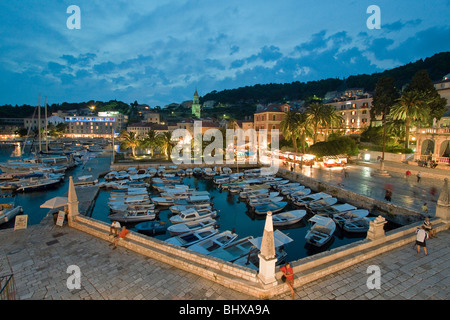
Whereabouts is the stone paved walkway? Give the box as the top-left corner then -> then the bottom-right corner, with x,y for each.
0,217 -> 448,301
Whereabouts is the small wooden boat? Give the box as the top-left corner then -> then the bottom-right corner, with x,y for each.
169,203 -> 212,214
165,226 -> 218,247
288,188 -> 311,199
167,217 -> 217,236
0,203 -> 23,225
108,209 -> 157,223
253,201 -> 288,215
187,230 -> 238,255
306,197 -> 338,211
135,221 -> 167,236
305,215 -> 336,247
272,210 -> 307,226
169,207 -> 217,224
315,203 -> 357,216
292,192 -> 331,207
208,236 -> 254,262
248,196 -> 284,207
185,168 -> 193,176
343,217 -> 376,233
332,209 -> 370,225
233,230 -> 293,270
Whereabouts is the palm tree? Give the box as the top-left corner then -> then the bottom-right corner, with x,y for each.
390,90 -> 430,150
322,105 -> 343,141
305,102 -> 326,144
141,130 -> 159,157
119,131 -> 140,158
296,112 -> 313,153
158,131 -> 175,160
280,111 -> 301,152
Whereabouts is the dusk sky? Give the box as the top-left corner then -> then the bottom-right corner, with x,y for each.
1,0 -> 449,107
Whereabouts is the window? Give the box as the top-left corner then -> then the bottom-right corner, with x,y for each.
351,111 -> 356,115
362,110 -> 367,114
273,115 -> 276,121
351,119 -> 355,123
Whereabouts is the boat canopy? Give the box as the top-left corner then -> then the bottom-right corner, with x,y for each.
249,230 -> 293,249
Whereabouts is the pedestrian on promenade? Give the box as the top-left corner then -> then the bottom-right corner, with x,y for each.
421,203 -> 428,214
280,262 -> 295,300
111,226 -> 130,250
417,171 -> 422,183
405,170 -> 411,180
423,217 -> 436,238
415,226 -> 429,256
384,188 -> 392,202
109,221 -> 121,236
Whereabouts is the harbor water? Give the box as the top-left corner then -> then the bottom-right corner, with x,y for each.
1,143 -> 377,262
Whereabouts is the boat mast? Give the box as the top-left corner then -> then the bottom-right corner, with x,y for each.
45,96 -> 48,152
38,94 -> 41,153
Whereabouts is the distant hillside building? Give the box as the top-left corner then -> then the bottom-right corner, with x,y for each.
192,89 -> 201,118
127,122 -> 168,137
324,94 -> 376,134
434,75 -> 450,127
254,103 -> 291,143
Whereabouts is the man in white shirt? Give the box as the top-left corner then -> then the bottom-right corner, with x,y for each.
110,221 -> 121,236
416,226 -> 429,256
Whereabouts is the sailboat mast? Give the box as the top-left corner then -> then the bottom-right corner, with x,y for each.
45,96 -> 48,152
38,94 -> 41,152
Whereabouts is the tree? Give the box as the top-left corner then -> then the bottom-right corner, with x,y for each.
305,102 -> 326,144
280,111 -> 301,152
321,105 -> 343,141
390,90 -> 430,149
158,131 -> 175,160
141,130 -> 159,157
119,131 -> 140,157
405,69 -> 447,124
370,77 -> 400,160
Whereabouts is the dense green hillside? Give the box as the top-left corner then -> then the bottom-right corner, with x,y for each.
202,52 -> 450,105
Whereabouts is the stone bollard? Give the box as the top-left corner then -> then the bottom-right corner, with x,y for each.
366,215 -> 387,241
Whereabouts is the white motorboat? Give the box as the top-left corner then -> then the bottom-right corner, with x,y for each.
169,207 -> 218,224
208,236 -> 254,262
247,191 -> 279,201
169,203 -> 212,214
167,217 -> 217,236
272,210 -> 307,226
248,196 -> 284,207
233,230 -> 293,270
15,178 -> 61,192
292,192 -> 331,207
165,226 -> 218,247
185,168 -> 193,176
108,209 -> 157,223
343,217 -> 376,233
0,203 -> 23,225
253,201 -> 288,215
222,167 -> 232,175
306,197 -> 338,211
193,167 -> 202,175
202,167 -> 217,177
315,203 -> 357,216
239,188 -> 269,199
305,215 -> 336,247
280,186 -> 306,196
333,209 -> 370,225
187,230 -> 238,255
288,188 -> 312,199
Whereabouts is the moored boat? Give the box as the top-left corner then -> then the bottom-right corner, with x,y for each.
272,210 -> 307,226
305,215 -> 336,247
187,230 -> 238,255
165,226 -> 218,247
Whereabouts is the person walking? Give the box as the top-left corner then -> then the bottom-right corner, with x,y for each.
384,188 -> 392,202
405,170 -> 411,180
417,171 -> 422,183
280,262 -> 295,300
421,203 -> 428,215
416,226 -> 429,256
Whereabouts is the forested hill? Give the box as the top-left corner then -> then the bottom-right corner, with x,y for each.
201,52 -> 450,105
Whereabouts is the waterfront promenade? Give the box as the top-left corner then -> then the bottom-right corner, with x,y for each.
0,216 -> 448,300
